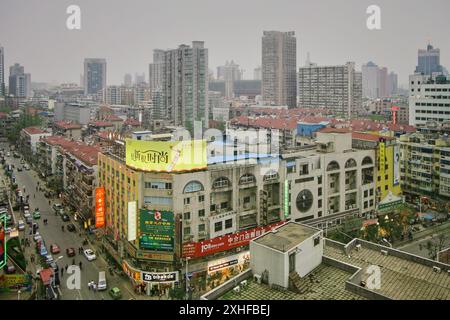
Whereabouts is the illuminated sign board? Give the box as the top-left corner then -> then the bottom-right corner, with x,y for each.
142,271 -> 178,283
125,139 -> 207,173
139,209 -> 174,251
95,187 -> 105,228
127,201 -> 137,241
0,214 -> 5,269
284,180 -> 289,217
393,145 -> 400,186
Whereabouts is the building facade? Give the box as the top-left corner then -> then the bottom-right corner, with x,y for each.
149,49 -> 165,92
0,45 -> 4,97
415,44 -> 443,76
262,31 -> 297,108
8,63 -> 31,98
409,74 -> 450,126
297,62 -> 362,117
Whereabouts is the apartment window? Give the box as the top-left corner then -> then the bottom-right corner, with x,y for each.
364,201 -> 368,209
318,199 -> 322,208
364,190 -> 368,198
198,224 -> 205,232
385,185 -> 388,190
198,209 -> 205,217
370,189 -> 374,196
183,212 -> 191,220
214,221 -> 223,232
220,201 -> 228,209
318,211 -> 322,217
184,227 -> 191,236
318,176 -> 322,184
225,218 -> 233,229
210,204 -> 216,212
243,196 -> 250,204
300,164 -> 309,175
143,196 -> 172,205
198,195 -> 205,202
370,199 -> 374,206
378,176 -> 381,181
385,174 -> 388,180
318,187 -> 322,196
184,198 -> 191,205
314,236 -> 320,246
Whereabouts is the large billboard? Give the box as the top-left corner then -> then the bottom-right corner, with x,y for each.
95,187 -> 105,228
393,145 -> 400,186
139,209 -> 174,251
0,214 -> 5,269
125,139 -> 207,173
182,221 -> 285,259
127,201 -> 137,241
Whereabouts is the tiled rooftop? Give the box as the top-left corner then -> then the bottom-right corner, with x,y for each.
23,126 -> 47,135
219,264 -> 364,300
54,120 -> 82,130
324,244 -> 450,300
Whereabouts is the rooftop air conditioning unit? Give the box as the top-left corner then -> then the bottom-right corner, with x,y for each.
433,266 -> 441,273
381,250 -> 388,256
240,280 -> 248,287
233,286 -> 240,293
356,244 -> 361,251
254,274 -> 262,284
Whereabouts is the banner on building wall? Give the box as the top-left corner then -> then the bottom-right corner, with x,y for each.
95,187 -> 105,228
207,251 -> 250,274
182,221 -> 285,259
139,209 -> 175,251
379,141 -> 386,176
393,145 -> 400,186
127,201 -> 137,241
125,139 -> 207,173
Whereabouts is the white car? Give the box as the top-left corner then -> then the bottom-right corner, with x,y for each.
33,232 -> 42,242
18,220 -> 25,231
83,249 -> 96,261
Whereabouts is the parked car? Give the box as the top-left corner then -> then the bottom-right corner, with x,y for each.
52,203 -> 63,212
24,164 -> 30,170
61,214 -> 70,222
45,254 -> 54,264
33,211 -> 41,219
18,220 -> 25,231
67,224 -> 76,232
33,232 -> 42,242
50,244 -> 60,254
83,249 -> 96,261
109,287 -> 122,300
66,247 -> 76,257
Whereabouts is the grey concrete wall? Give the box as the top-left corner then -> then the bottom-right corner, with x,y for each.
200,269 -> 252,300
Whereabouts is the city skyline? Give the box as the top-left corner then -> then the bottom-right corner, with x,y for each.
1,0 -> 450,87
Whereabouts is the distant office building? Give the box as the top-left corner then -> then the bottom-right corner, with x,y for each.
8,63 -> 31,98
415,44 -> 444,76
123,73 -> 132,87
262,31 -> 297,108
149,49 -> 165,92
217,60 -> 243,99
362,62 -> 396,99
106,85 -> 122,105
163,41 -> 209,131
388,72 -> 398,96
209,91 -> 229,121
254,66 -> 262,80
409,73 -> 450,126
134,84 -> 151,105
135,73 -> 145,85
298,62 -> 362,117
209,80 -> 262,99
84,58 -> 107,96
0,45 -> 4,96
54,102 -> 91,125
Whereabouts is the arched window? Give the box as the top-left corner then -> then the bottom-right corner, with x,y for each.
345,158 -> 357,168
239,173 -> 256,185
326,161 -> 340,171
362,156 -> 374,166
183,181 -> 204,193
213,177 -> 230,189
263,170 -> 279,182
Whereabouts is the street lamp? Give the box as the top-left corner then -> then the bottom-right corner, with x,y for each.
185,257 -> 191,300
17,290 -> 21,300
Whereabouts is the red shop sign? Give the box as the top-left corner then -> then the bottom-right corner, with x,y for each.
182,221 -> 285,258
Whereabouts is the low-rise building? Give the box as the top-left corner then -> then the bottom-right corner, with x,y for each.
52,120 -> 82,140
19,126 -> 51,163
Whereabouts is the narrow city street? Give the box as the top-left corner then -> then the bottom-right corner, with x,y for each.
2,144 -> 137,300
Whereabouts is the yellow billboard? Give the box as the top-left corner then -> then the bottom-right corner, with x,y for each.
126,139 -> 207,172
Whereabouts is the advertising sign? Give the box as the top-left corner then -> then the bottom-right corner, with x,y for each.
182,221 -> 285,258
393,145 -> 400,186
95,187 -> 105,228
139,209 -> 174,251
125,139 -> 207,173
0,274 -> 32,291
207,251 -> 250,274
127,201 -> 137,241
379,141 -> 386,176
284,180 -> 289,217
142,271 -> 179,283
0,214 -> 6,269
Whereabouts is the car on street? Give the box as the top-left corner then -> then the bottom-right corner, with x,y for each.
67,223 -> 76,232
45,254 -> 54,264
109,287 -> 122,300
17,166 -> 22,172
18,220 -> 25,231
33,232 -> 42,242
49,261 -> 59,272
24,164 -> 30,170
50,244 -> 60,254
4,264 -> 16,274
83,249 -> 96,261
52,203 -> 63,212
61,214 -> 70,222
66,247 -> 76,257
25,216 -> 32,224
40,246 -> 48,257
33,211 -> 41,219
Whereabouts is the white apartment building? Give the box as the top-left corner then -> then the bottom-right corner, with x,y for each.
409,74 -> 450,126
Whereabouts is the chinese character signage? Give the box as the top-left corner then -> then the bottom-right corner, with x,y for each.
95,187 -> 105,228
125,139 -> 207,173
379,141 -> 386,176
139,209 -> 174,251
182,221 -> 285,258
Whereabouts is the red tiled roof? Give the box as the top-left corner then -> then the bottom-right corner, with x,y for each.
89,121 -> 114,127
23,127 -> 47,135
103,114 -> 123,122
42,136 -> 100,166
230,116 -> 299,130
54,120 -> 82,130
42,136 -> 75,148
39,268 -> 54,286
123,118 -> 141,126
318,127 -> 351,134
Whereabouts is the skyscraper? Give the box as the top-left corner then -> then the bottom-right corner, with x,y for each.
253,66 -> 262,80
362,62 -> 396,98
123,73 -> 132,87
8,63 -> 31,98
261,31 -> 297,108
135,73 -> 145,85
415,44 -> 443,75
297,62 -> 362,117
149,49 -> 165,92
84,58 -> 107,96
0,45 -> 4,97
163,41 -> 209,131
217,60 -> 242,99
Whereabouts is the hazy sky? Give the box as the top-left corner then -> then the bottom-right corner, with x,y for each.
1,0 -> 449,87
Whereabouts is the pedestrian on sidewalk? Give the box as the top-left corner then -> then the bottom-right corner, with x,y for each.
65,265 -> 68,271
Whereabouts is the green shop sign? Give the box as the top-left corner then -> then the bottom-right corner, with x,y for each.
378,199 -> 403,212
139,209 -> 174,251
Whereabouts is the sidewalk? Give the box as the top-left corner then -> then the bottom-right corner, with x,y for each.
395,221 -> 450,249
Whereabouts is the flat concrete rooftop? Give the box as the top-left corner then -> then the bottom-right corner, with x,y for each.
253,222 -> 319,253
